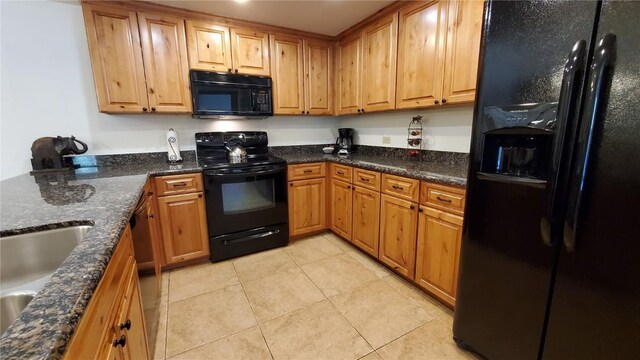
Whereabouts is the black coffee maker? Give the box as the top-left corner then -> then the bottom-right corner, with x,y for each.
336,128 -> 354,155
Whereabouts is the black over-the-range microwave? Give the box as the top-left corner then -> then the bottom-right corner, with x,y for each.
190,70 -> 273,119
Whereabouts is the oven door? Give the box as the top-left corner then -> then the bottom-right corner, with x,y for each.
191,83 -> 272,117
204,164 -> 288,236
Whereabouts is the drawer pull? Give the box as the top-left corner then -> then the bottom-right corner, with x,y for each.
410,205 -> 415,210
113,335 -> 126,348
436,196 -> 452,203
119,319 -> 131,331
359,177 -> 370,182
337,171 -> 345,175
172,182 -> 188,187
392,184 -> 404,190
303,169 -> 313,173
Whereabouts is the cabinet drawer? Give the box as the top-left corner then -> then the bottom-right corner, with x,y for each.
288,163 -> 326,181
353,168 -> 380,191
421,182 -> 466,215
381,174 -> 419,202
154,173 -> 203,196
331,163 -> 353,182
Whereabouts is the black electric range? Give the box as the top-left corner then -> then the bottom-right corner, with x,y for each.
196,132 -> 289,262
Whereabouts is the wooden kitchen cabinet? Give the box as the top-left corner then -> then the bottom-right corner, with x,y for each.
82,3 -> 149,113
352,186 -> 381,258
186,20 -> 270,76
138,11 -> 192,113
304,39 -> 333,115
330,178 -> 352,240
157,192 -> 210,264
379,194 -> 418,278
64,225 -> 149,359
270,34 -> 305,114
361,12 -> 398,112
414,206 -> 463,307
337,33 -> 362,115
288,177 -> 327,237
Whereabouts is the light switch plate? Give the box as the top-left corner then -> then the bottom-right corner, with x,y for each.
382,136 -> 391,144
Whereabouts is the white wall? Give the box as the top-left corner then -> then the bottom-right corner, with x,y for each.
340,106 -> 474,153
0,0 -> 473,181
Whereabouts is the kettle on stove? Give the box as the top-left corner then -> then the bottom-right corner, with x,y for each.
225,144 -> 248,163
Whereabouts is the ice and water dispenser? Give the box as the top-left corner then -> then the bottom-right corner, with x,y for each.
478,103 -> 558,187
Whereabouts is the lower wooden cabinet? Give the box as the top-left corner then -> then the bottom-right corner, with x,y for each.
378,194 -> 418,278
157,191 -> 210,264
330,178 -> 352,239
288,177 -> 326,236
352,186 -> 381,257
414,206 -> 463,307
64,225 -> 149,359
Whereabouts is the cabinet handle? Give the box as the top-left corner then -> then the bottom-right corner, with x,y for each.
434,99 -> 439,105
357,109 -> 362,113
198,194 -> 203,198
419,208 -> 424,213
228,68 -> 232,72
410,205 -> 415,210
173,182 -> 188,187
234,69 -> 239,73
142,107 -> 148,112
392,184 -> 404,190
301,110 -> 305,114
441,99 -> 447,104
148,214 -> 154,219
436,196 -> 452,203
289,183 -> 293,187
119,319 -> 131,331
347,185 -> 351,189
337,171 -> 345,175
306,111 -> 310,114
151,107 -> 156,112
303,169 -> 313,173
113,335 -> 126,348
146,191 -> 153,196
361,108 -> 365,113
206,43 -> 210,48
359,177 -> 369,182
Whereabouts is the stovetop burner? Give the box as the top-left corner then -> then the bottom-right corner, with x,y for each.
195,131 -> 284,169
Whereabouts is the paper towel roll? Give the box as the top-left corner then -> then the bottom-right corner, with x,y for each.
166,128 -> 182,163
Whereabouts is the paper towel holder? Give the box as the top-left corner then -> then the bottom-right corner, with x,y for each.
166,128 -> 183,163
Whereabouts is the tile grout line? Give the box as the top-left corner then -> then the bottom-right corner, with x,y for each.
326,298 -> 376,354
161,272 -> 170,360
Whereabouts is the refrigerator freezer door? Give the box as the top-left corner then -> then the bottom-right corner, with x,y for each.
543,2 -> 640,358
453,1 -> 599,359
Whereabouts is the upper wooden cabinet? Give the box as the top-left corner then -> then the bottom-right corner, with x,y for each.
82,4 -> 191,113
396,0 -> 446,109
337,33 -> 362,115
82,4 -> 149,113
361,13 -> 398,112
304,39 -> 333,115
185,20 -> 233,72
230,28 -> 270,76
138,12 -> 192,113
441,0 -> 484,104
186,20 -> 270,76
270,35 -> 305,114
396,0 -> 483,109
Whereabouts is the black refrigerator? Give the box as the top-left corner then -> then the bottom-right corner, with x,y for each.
453,1 -> 640,359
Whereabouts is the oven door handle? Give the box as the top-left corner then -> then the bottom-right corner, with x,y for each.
204,166 -> 285,177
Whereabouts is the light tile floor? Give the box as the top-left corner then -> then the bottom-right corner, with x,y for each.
153,232 -> 478,360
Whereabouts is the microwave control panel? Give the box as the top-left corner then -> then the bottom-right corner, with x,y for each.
253,90 -> 271,112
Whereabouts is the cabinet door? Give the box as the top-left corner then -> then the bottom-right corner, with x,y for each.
82,4 -> 148,113
230,28 -> 270,76
330,179 -> 352,240
120,272 -> 149,360
361,13 -> 398,112
303,39 -> 333,115
288,178 -> 326,236
396,0 -> 446,109
157,192 -> 210,264
138,12 -> 192,113
337,33 -> 362,115
352,186 -> 381,258
270,35 -> 305,115
415,206 -> 463,306
379,194 -> 418,277
441,0 -> 483,105
185,20 -> 233,72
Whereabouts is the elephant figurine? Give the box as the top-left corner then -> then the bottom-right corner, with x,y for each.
30,135 -> 88,171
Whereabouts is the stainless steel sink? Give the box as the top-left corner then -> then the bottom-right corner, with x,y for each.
0,225 -> 92,334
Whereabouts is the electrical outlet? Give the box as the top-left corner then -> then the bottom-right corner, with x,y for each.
382,136 -> 391,144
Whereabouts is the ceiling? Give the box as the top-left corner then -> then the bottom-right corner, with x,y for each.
146,0 -> 396,36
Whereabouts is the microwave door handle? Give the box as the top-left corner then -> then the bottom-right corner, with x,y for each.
564,33 -> 616,252
540,40 -> 587,247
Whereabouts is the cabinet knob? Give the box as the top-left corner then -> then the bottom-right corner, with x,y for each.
347,185 -> 351,189
147,191 -> 153,197
119,319 -> 132,331
151,107 -> 156,112
357,109 -> 362,113
148,214 -> 154,219
410,205 -> 415,210
206,43 -> 210,49
418,208 -> 424,213
361,108 -> 365,113
289,183 -> 293,187
142,107 -> 148,112
234,69 -> 239,73
113,335 -> 126,348
434,99 -> 439,105
228,68 -> 232,72
301,110 -> 305,114
441,99 -> 447,104
198,194 -> 203,198
306,111 -> 310,114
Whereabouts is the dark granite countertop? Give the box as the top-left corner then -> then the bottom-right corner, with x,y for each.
0,160 -> 200,360
272,148 -> 468,187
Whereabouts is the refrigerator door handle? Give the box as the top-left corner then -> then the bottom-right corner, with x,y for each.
563,33 -> 617,252
540,40 -> 587,246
